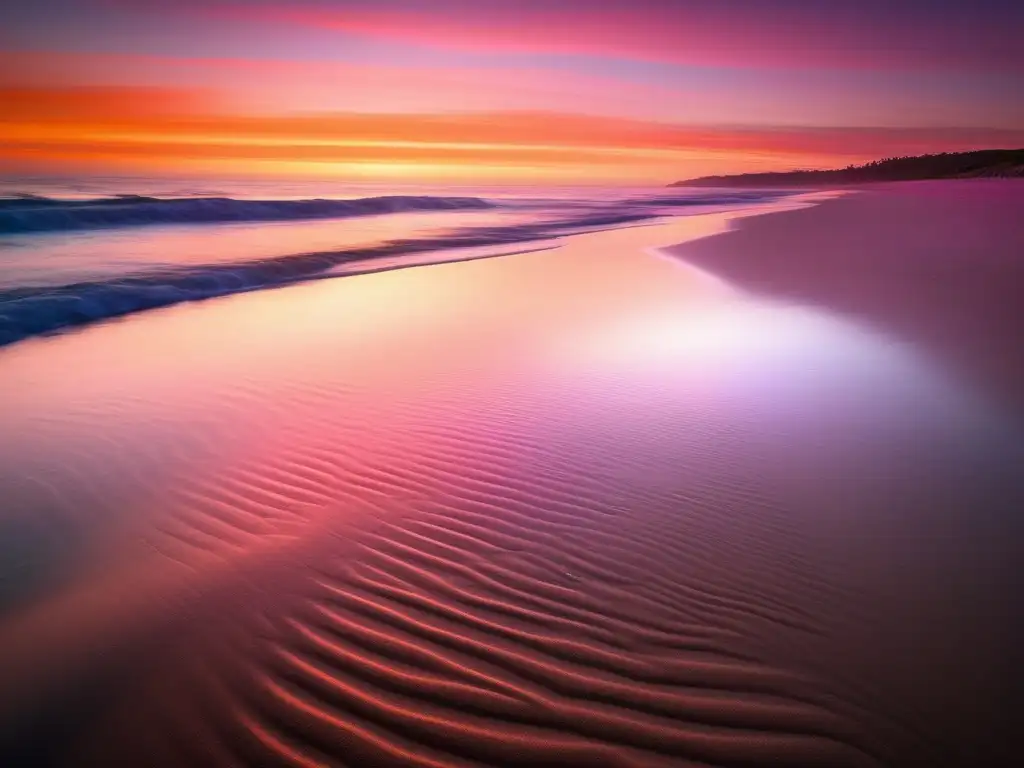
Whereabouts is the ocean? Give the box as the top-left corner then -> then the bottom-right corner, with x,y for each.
0,176 -> 790,346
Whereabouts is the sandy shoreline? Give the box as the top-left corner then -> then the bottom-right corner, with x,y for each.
1,187 -> 1020,766
669,180 -> 1024,419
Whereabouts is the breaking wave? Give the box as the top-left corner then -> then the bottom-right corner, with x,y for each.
0,194 -> 496,235
0,189 -> 792,346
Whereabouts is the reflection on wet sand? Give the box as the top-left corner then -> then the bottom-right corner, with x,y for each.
1,195 -> 1019,766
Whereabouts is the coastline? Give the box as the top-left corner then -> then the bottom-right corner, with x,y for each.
0,192 -> 789,349
1,185 -> 1020,765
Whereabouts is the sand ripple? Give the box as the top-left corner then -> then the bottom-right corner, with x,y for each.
1,213 -> 1018,766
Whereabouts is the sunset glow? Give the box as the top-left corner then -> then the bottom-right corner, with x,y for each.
3,0 -> 1022,183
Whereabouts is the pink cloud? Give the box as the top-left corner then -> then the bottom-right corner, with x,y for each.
0,50 -> 684,119
209,3 -> 1023,73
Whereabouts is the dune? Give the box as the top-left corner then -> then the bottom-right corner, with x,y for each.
0,191 -> 1020,767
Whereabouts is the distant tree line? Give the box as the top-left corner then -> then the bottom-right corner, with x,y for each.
672,149 -> 1024,187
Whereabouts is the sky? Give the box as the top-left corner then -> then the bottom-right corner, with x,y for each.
2,0 -> 1022,184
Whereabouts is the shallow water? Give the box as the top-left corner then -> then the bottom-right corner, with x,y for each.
0,184 -> 790,345
0,208 -> 534,289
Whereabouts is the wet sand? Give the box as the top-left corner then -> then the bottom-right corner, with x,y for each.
670,180 -> 1024,419
1,191 -> 1021,766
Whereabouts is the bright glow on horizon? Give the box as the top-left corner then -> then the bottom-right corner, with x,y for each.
2,1 -> 1022,183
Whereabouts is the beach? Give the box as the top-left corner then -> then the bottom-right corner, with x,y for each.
670,180 -> 1024,418
1,183 -> 1021,766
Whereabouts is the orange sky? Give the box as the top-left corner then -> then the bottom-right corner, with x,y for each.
3,1 -> 1022,183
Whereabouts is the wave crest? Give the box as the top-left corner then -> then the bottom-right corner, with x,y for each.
0,189 -> 796,346
0,195 -> 495,234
